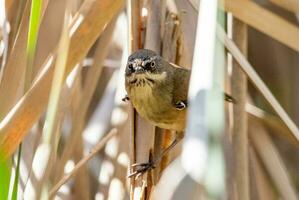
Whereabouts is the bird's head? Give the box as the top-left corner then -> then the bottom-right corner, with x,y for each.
125,49 -> 167,87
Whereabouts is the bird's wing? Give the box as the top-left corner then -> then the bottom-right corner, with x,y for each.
171,63 -> 235,105
169,62 -> 188,70
172,64 -> 191,106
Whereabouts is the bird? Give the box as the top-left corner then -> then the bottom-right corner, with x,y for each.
124,49 -> 234,178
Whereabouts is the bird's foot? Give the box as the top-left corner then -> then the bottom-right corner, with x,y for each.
128,161 -> 156,179
224,93 -> 236,103
122,95 -> 130,102
175,101 -> 187,110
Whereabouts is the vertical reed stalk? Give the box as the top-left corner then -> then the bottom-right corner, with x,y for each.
231,15 -> 250,200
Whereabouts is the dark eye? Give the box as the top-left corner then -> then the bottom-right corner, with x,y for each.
128,63 -> 134,72
144,61 -> 155,70
151,61 -> 155,68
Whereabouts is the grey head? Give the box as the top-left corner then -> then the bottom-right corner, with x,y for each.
125,49 -> 165,76
125,49 -> 168,87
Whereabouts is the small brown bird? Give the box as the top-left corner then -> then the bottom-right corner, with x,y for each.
124,49 -> 234,177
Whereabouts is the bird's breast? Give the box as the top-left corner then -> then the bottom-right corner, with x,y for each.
129,83 -> 162,117
126,82 -> 186,131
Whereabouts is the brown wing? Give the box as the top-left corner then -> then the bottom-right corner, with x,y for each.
170,63 -> 234,105
170,63 -> 191,106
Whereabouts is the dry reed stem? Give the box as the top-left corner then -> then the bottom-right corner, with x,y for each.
189,0 -> 299,53
140,0 -> 163,189
0,0 -> 49,119
33,0 -> 67,77
249,147 -> 276,200
269,0 -> 299,13
249,117 -> 298,200
5,0 -> 15,15
64,0 -> 122,77
186,0 -> 198,10
0,55 -> 54,159
224,0 -> 299,52
145,0 -> 162,52
158,12 -> 181,178
246,104 -> 299,148
217,25 -> 299,142
0,0 -> 124,159
127,0 -> 142,52
0,1 -> 30,119
127,0 -> 144,199
175,0 -> 197,68
161,13 -> 180,63
73,138 -> 90,199
126,7 -> 139,196
5,0 -> 27,55
231,17 -> 249,200
49,128 -> 118,198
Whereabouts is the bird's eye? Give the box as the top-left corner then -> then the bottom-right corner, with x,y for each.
144,61 -> 155,70
151,61 -> 155,68
128,63 -> 134,72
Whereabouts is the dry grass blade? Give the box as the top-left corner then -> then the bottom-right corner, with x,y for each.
64,0 -> 123,77
269,0 -> 299,13
0,0 -> 49,119
249,147 -> 276,200
249,118 -> 298,200
246,104 -> 299,148
0,55 -> 54,159
217,25 -> 299,142
49,128 -> 118,198
0,1 -> 31,119
1,0 -> 298,199
0,0 -> 124,159
33,0 -> 67,77
224,0 -> 299,53
5,0 -> 27,55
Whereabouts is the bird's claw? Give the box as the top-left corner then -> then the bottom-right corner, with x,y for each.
225,93 -> 236,103
122,95 -> 130,102
175,101 -> 187,110
128,162 -> 156,179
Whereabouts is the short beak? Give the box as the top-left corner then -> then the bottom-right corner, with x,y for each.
135,65 -> 145,74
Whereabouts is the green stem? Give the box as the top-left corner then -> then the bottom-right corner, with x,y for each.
25,0 -> 43,90
12,144 -> 22,200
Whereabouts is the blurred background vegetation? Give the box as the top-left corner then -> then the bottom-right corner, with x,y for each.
0,0 -> 298,199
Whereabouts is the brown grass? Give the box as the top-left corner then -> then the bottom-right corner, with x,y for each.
0,0 -> 298,199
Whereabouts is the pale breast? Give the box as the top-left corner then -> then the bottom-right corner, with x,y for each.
127,83 -> 186,131
129,84 -> 160,119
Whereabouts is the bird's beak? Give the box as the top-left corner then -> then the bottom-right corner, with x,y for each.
135,65 -> 145,74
